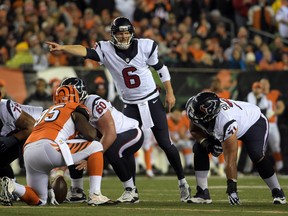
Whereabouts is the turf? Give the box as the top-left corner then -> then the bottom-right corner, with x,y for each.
0,175 -> 287,216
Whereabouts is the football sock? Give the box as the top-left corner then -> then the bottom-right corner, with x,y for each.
263,173 -> 281,190
195,170 -> 209,190
123,177 -> 135,189
87,152 -> 103,176
71,178 -> 83,190
178,178 -> 187,186
89,176 -> 102,195
20,186 -> 41,205
14,181 -> 25,197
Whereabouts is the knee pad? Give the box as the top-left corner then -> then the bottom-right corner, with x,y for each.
254,156 -> 275,179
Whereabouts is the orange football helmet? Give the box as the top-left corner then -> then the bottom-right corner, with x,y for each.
53,85 -> 80,104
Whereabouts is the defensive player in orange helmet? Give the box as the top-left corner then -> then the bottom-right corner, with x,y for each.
0,85 -> 114,206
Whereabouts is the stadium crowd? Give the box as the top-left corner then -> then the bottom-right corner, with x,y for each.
1,0 -> 288,71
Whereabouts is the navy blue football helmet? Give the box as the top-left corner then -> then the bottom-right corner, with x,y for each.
185,92 -> 220,123
60,77 -> 88,101
110,17 -> 134,50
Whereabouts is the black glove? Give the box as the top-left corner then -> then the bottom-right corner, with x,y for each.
226,179 -> 241,205
200,136 -> 223,157
0,136 -> 19,153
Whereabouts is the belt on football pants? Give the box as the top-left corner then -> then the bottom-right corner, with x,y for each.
124,88 -> 158,102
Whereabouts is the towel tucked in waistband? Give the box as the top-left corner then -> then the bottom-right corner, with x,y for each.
137,101 -> 154,129
56,139 -> 74,166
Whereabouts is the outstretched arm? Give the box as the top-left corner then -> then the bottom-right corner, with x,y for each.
46,41 -> 87,57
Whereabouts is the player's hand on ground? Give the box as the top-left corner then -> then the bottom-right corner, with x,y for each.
226,179 -> 240,205
228,192 -> 241,205
48,188 -> 59,205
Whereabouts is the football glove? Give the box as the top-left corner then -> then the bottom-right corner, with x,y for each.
48,188 -> 59,205
0,136 -> 19,153
200,136 -> 223,157
226,179 -> 241,205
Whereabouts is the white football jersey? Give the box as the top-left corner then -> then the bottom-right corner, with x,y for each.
93,39 -> 160,103
213,99 -> 261,142
20,104 -> 44,120
84,95 -> 139,134
0,99 -> 22,137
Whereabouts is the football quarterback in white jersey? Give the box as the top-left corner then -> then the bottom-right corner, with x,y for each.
61,77 -> 144,204
46,17 -> 191,202
0,95 -> 38,179
185,92 -> 286,205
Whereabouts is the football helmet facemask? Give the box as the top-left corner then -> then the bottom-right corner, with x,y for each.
60,77 -> 88,101
185,92 -> 220,123
54,85 -> 80,104
110,16 -> 134,50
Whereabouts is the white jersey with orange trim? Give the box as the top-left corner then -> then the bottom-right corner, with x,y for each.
199,99 -> 261,142
0,99 -> 22,137
25,103 -> 87,145
92,39 -> 160,103
85,95 -> 139,134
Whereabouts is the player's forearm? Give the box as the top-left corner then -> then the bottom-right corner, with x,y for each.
163,80 -> 174,94
61,45 -> 87,57
224,161 -> 238,180
100,134 -> 116,152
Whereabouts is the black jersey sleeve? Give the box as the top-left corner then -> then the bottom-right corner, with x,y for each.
85,48 -> 100,61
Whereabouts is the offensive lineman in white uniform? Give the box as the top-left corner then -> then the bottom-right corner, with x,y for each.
0,95 -> 43,180
46,16 -> 191,202
61,77 -> 144,204
185,92 -> 286,205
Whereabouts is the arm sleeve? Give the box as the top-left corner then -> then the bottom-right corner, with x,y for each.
85,48 -> 101,62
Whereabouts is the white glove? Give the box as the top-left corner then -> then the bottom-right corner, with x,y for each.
48,188 -> 59,205
228,192 -> 241,205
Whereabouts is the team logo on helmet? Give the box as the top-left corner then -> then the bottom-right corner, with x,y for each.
185,92 -> 220,123
200,100 -> 219,116
54,85 -> 80,104
60,77 -> 88,101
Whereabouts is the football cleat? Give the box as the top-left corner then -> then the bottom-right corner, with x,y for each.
88,193 -> 116,206
0,177 -> 15,206
179,183 -> 192,203
190,186 -> 212,204
65,187 -> 87,203
117,187 -> 139,204
272,188 -> 286,204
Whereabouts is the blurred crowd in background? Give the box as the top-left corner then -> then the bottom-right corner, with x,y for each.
1,0 -> 288,71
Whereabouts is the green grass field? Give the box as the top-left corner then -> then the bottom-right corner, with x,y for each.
0,175 -> 287,216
